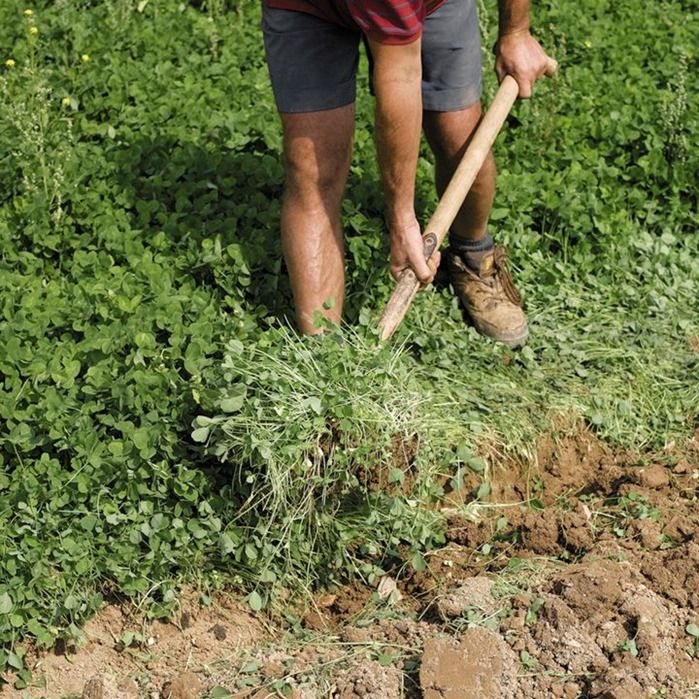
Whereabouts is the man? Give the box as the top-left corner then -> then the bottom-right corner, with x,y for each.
262,0 -> 555,347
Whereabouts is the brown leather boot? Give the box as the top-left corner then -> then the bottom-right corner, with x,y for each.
446,245 -> 529,348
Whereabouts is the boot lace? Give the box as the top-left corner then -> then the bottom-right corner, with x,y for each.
491,246 -> 523,307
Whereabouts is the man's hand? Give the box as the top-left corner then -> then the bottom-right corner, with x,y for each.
495,0 -> 556,98
494,30 -> 557,99
389,216 -> 440,286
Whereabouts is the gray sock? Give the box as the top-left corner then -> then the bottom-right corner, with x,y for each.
449,233 -> 495,271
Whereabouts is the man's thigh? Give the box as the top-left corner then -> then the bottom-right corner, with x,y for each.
421,0 -> 483,112
262,3 -> 361,113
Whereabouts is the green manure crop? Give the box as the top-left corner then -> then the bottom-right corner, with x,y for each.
0,0 -> 697,682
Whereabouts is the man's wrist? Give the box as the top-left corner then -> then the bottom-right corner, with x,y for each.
497,0 -> 531,39
386,208 -> 418,232
493,27 -> 532,55
497,25 -> 530,40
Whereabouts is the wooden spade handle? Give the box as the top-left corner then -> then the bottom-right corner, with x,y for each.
378,74 -> 523,341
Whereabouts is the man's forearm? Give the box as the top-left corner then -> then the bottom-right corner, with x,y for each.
497,0 -> 531,36
368,38 -> 422,229
367,37 -> 435,284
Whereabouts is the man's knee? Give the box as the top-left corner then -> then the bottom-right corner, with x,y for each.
424,102 -> 482,163
283,143 -> 350,205
281,107 -> 354,207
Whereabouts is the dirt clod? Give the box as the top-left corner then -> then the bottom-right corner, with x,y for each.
591,671 -> 645,699
420,628 -> 517,699
435,576 -> 497,619
210,623 -> 227,641
333,660 -> 402,699
635,464 -> 670,489
520,510 -> 560,554
161,672 -> 204,699
117,679 -> 140,698
82,678 -> 104,699
536,594 -> 609,674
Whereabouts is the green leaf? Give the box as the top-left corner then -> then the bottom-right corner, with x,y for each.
686,624 -> 699,638
388,468 -> 405,486
240,659 -> 261,674
410,552 -> 426,572
467,456 -> 486,473
519,650 -> 537,668
75,557 -> 91,575
247,591 -> 264,612
455,441 -> 471,462
259,569 -> 276,583
244,542 -> 258,561
476,482 -> 491,499
14,668 -> 31,689
377,652 -> 398,666
226,340 -> 244,356
192,427 -> 210,443
220,533 -> 236,555
208,688 -> 231,699
530,498 -> 545,512
0,592 -> 12,614
220,394 -> 245,413
306,397 -> 322,415
489,207 -> 509,221
80,515 -> 98,532
507,557 -> 523,571
7,650 -> 24,671
133,429 -> 150,450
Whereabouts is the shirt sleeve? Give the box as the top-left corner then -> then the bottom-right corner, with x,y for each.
348,0 -> 427,44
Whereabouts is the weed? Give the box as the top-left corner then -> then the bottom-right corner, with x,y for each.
617,637 -> 639,658
520,649 -> 538,670
0,0 -> 697,677
660,52 -> 690,172
686,623 -> 699,658
196,327 -> 455,598
591,491 -> 663,539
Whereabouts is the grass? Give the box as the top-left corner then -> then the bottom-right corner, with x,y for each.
0,0 -> 697,683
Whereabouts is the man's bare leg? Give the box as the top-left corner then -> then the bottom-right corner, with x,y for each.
280,105 -> 354,334
422,102 -> 495,243
423,102 -> 528,348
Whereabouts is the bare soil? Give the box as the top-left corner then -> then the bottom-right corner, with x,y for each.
2,427 -> 698,699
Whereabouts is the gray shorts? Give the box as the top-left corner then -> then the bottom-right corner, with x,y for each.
262,0 -> 482,113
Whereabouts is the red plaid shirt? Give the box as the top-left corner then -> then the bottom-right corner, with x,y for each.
266,0 -> 448,44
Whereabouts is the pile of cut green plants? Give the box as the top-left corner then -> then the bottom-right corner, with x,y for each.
0,0 -> 698,684
196,232 -> 699,606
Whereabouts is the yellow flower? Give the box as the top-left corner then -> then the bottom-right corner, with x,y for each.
4,59 -> 15,69
80,53 -> 90,63
62,97 -> 71,107
584,40 -> 593,49
29,26 -> 39,35
24,9 -> 34,16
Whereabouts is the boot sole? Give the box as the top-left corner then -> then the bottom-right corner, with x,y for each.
469,316 -> 529,350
